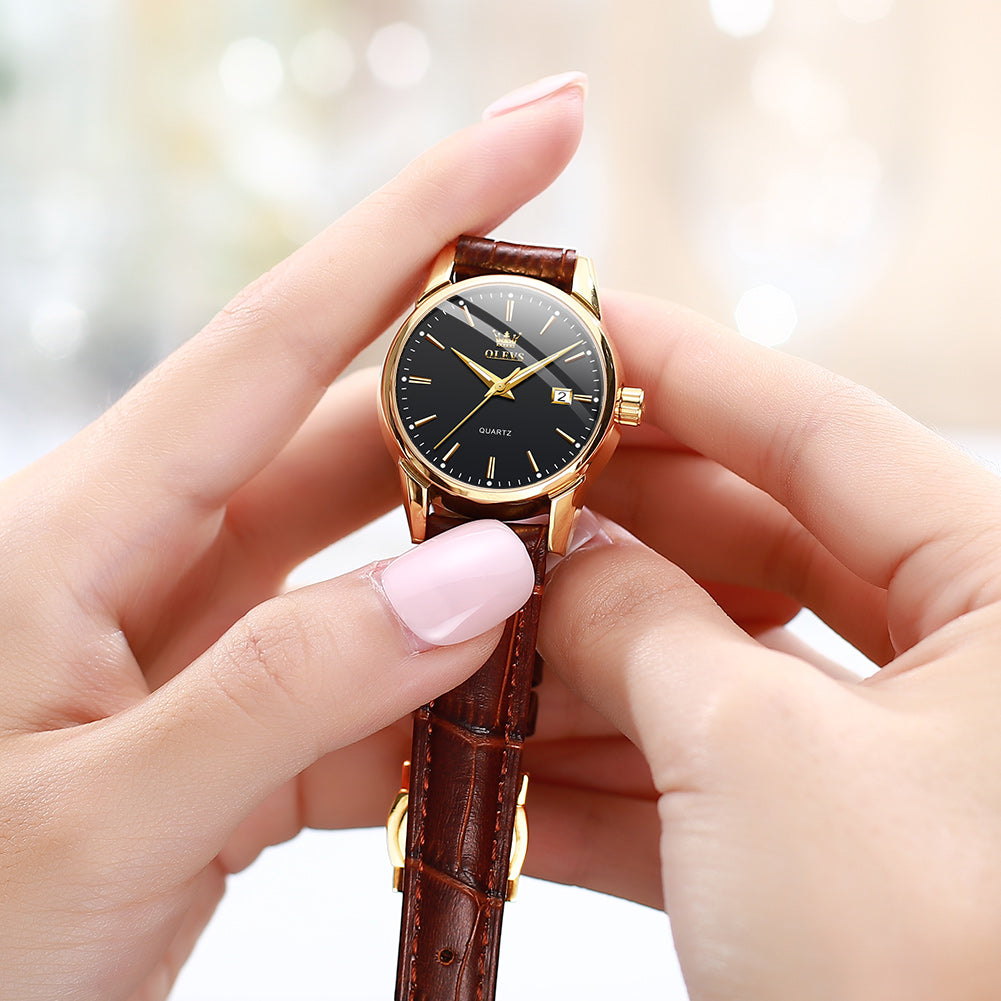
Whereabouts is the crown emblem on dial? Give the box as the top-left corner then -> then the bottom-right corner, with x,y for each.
494,331 -> 521,349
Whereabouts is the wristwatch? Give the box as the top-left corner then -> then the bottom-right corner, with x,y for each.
379,235 -> 643,1001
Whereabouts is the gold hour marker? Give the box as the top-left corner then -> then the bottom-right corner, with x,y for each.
538,315 -> 556,336
461,305 -> 475,326
414,414 -> 437,427
487,456 -> 496,479
426,334 -> 446,350
443,442 -> 460,461
409,376 -> 432,385
555,427 -> 576,444
527,450 -> 539,473
564,351 -> 586,363
573,393 -> 593,403
505,299 -> 514,323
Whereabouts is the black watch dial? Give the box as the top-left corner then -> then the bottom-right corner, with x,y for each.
392,279 -> 609,492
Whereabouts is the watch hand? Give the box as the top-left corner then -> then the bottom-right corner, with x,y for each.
433,381 -> 503,450
492,340 -> 584,395
451,349 -> 516,400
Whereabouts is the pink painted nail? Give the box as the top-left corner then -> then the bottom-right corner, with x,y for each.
380,520 -> 535,646
482,71 -> 588,120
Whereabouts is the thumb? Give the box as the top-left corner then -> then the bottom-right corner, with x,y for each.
88,520 -> 536,878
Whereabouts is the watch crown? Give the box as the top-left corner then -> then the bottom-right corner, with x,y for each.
613,386 -> 645,427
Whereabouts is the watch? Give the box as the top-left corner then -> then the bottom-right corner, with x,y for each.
379,235 -> 643,1001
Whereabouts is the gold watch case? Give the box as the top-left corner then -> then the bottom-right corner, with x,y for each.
378,242 -> 639,555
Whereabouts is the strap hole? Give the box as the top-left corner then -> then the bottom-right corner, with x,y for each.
437,948 -> 456,966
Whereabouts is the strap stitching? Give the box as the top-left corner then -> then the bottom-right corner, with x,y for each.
408,702 -> 434,1001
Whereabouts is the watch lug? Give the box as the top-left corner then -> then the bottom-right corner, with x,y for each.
570,255 -> 601,320
398,461 -> 430,542
547,476 -> 586,555
416,243 -> 457,303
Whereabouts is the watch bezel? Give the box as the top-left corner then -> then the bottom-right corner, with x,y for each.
379,273 -> 620,511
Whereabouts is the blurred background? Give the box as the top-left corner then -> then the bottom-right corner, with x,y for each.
2,0 -> 1000,997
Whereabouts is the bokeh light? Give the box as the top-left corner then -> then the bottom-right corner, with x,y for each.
366,22 -> 431,89
291,28 -> 354,97
837,0 -> 894,23
735,285 -> 798,346
219,37 -> 284,105
30,301 -> 87,360
709,0 -> 774,38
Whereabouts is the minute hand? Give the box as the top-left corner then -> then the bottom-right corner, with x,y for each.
493,340 -> 584,395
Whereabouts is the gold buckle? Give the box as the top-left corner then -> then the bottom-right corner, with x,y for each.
386,761 -> 530,901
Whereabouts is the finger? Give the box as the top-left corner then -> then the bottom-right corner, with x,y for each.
604,291 -> 1001,649
69,520 -> 538,885
590,445 -> 892,663
126,368 -> 398,685
697,580 -> 802,634
61,84 -> 586,611
524,783 -> 663,908
525,734 -> 657,800
133,865 -> 226,1001
223,368 -> 398,577
538,517 -> 832,793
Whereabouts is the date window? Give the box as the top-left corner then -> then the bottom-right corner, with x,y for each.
551,387 -> 573,406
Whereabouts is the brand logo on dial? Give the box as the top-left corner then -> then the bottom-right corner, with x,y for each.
485,330 -> 524,360
484,349 -> 525,361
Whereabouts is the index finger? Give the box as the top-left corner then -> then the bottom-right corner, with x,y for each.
23,79 -> 587,612
604,291 -> 1001,650
111,86 -> 586,509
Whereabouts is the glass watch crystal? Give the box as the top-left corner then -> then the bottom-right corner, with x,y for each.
389,277 -> 609,493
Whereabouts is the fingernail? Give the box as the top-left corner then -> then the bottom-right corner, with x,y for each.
379,520 -> 536,647
482,71 -> 588,120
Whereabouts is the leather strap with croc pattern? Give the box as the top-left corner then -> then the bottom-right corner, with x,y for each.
395,515 -> 546,1001
452,235 -> 577,295
394,237 -> 572,1001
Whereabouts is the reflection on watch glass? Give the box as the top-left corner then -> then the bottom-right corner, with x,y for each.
393,281 -> 607,490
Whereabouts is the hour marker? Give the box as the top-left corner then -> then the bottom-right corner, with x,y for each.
461,305 -> 475,326
414,414 -> 437,427
486,455 -> 496,480
427,334 -> 446,351
505,299 -> 514,323
555,427 -> 576,444
573,393 -> 593,403
564,351 -> 586,363
409,376 -> 432,385
538,315 -> 556,336
527,450 -> 539,473
443,442 -> 460,461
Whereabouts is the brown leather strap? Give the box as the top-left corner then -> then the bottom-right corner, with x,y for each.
453,235 -> 577,294
395,515 -> 547,1001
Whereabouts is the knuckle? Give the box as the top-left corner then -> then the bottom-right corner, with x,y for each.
561,551 -> 695,661
761,374 -> 888,510
763,512 -> 824,602
214,263 -> 291,337
208,263 -> 331,387
212,599 -> 320,723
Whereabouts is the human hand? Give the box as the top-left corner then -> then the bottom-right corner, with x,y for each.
0,78 -> 587,1001
530,292 -> 1001,999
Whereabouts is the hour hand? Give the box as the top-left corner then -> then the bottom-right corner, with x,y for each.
451,348 -> 516,399
493,340 -> 583,394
